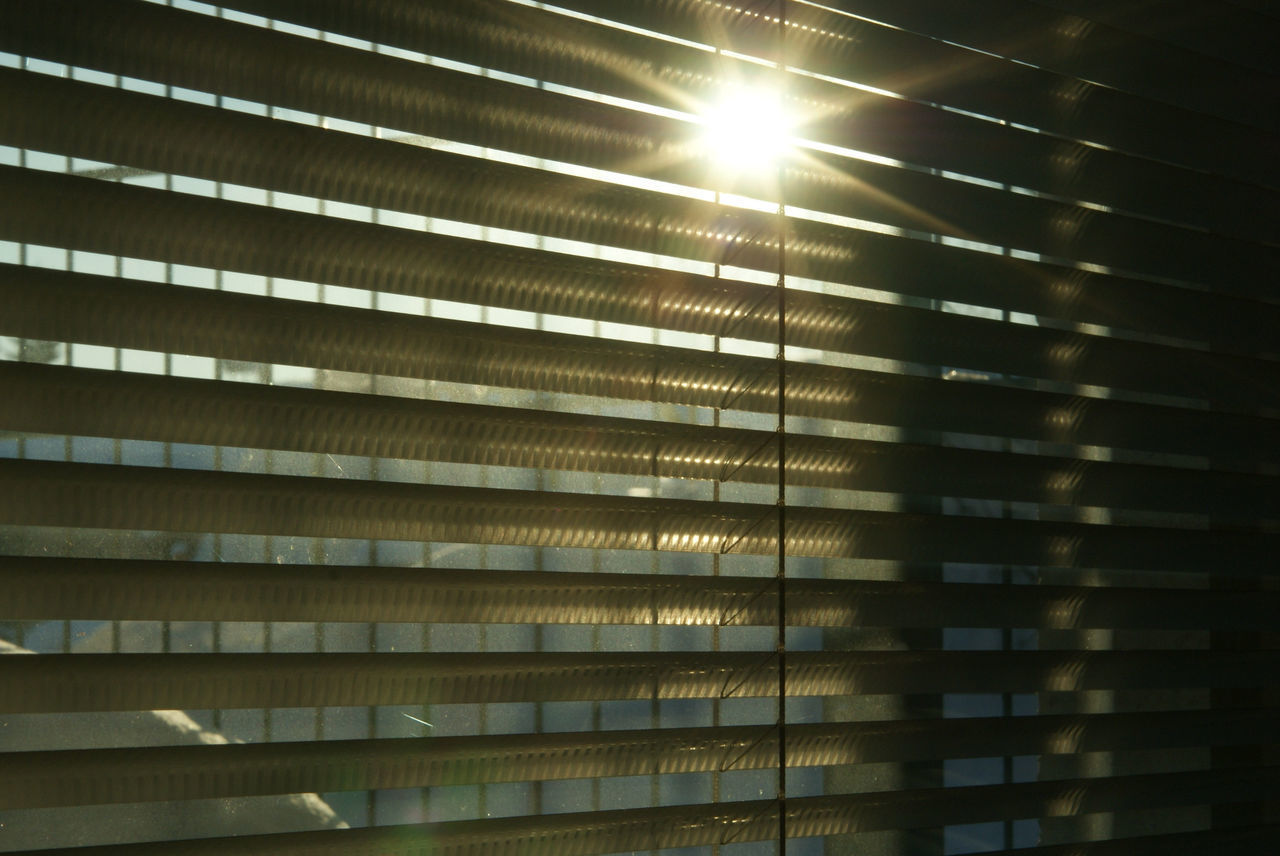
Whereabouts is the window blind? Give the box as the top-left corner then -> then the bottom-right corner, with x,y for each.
0,1 -> 1277,854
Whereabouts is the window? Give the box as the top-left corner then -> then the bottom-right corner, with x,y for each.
1,1 -> 1277,853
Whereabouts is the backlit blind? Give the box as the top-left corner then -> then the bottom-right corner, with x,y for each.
1,1 -> 1277,854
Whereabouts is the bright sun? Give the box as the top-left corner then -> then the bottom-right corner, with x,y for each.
699,87 -> 793,170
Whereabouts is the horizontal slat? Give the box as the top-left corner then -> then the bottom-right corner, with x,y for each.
213,0 -> 1279,194
955,825 -> 1280,856
6,73 -> 1280,371
162,3 -> 1280,291
5,264 -> 1279,470
544,0 -> 1279,187
3,768 -> 1277,855
0,0 -> 696,192
6,4 -> 1277,253
538,1 -> 1280,245
4,556 -> 1278,631
1,649 -> 1275,713
815,0 -> 1279,132
1031,0 -> 1280,76
3,708 -> 1274,808
5,0 -> 1278,261
5,458 -> 1280,573
5,168 -> 1279,401
227,0 -> 1280,134
7,363 -> 1280,520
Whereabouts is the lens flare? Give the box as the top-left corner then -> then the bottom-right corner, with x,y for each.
700,87 -> 793,170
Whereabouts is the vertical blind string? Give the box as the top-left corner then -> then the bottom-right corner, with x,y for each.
775,1 -> 789,854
